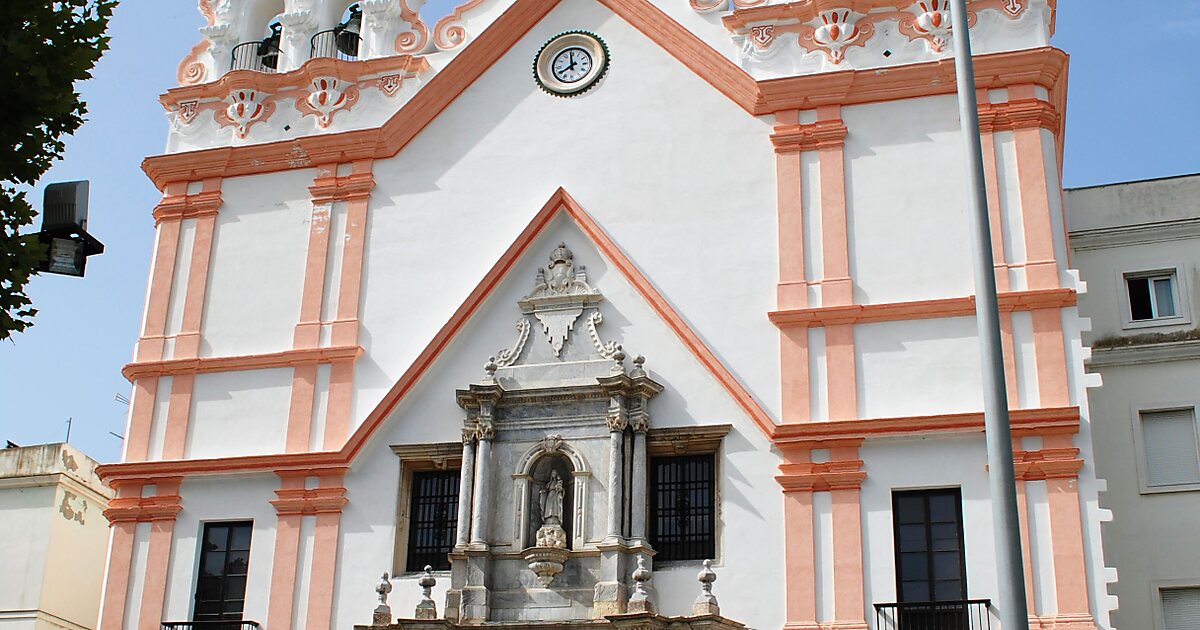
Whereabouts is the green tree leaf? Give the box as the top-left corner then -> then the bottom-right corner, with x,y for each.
0,0 -> 117,340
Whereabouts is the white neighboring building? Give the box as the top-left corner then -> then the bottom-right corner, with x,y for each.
0,443 -> 113,630
1067,173 -> 1200,630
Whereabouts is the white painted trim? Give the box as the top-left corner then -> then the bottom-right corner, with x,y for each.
1116,264 -> 1192,331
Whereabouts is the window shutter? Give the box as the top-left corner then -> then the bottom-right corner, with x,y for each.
1162,587 -> 1200,630
1141,409 -> 1200,487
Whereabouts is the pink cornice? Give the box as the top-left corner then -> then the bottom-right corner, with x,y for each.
121,345 -> 363,382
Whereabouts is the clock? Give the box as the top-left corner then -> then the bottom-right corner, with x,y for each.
534,32 -> 609,97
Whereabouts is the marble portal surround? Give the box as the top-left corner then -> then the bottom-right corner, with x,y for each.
444,244 -> 664,623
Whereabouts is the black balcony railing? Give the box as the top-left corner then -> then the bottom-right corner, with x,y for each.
231,39 -> 280,73
161,621 -> 260,630
874,600 -> 992,630
310,28 -> 361,61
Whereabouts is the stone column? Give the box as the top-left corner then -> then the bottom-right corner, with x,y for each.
469,420 -> 494,547
629,413 -> 649,544
605,394 -> 628,543
278,10 -> 317,72
456,428 -> 476,548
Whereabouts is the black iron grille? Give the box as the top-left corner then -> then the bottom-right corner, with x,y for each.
649,454 -> 715,562
874,599 -> 992,630
163,622 -> 259,630
406,470 -> 460,571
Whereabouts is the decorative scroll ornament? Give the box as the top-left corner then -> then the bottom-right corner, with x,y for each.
178,100 -> 200,124
910,0 -> 953,53
585,311 -> 619,360
494,319 -> 531,367
432,0 -> 486,50
518,243 -> 603,357
541,434 -> 564,454
378,74 -> 405,96
749,25 -> 775,49
298,77 -> 360,128
805,10 -> 871,64
219,89 -> 274,138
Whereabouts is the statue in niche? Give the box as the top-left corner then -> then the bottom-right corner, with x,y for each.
533,465 -> 569,550
540,469 -> 564,526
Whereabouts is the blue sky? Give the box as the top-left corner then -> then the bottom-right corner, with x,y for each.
1,2 -> 1196,464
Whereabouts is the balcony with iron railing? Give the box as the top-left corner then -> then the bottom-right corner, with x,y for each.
161,621 -> 260,630
874,600 -> 992,630
310,27 -> 362,61
230,39 -> 280,73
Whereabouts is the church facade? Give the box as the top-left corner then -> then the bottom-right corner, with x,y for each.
97,1 -> 1114,629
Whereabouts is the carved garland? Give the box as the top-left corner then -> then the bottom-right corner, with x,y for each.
729,0 -> 1018,62
166,56 -> 429,137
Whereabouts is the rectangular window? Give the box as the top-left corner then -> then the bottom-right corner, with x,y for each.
405,470 -> 460,571
1140,409 -> 1200,488
1127,272 -> 1179,322
893,489 -> 967,603
649,454 -> 715,562
194,521 -> 253,622
1162,587 -> 1200,630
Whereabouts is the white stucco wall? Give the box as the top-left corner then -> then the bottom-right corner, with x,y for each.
161,476 -> 280,625
201,170 -> 314,358
355,0 -> 780,429
0,486 -> 54,615
336,215 -> 786,628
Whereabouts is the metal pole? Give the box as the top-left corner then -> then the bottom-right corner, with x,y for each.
947,2 -> 1031,629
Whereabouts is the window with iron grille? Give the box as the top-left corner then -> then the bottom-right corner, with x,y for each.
406,470 -> 460,571
650,454 -> 715,562
194,521 -> 253,621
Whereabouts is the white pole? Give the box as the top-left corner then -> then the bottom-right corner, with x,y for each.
947,2 -> 1031,629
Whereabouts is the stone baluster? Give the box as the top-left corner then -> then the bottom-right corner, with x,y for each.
694,559 -> 719,616
373,572 -> 392,625
627,555 -> 655,614
455,426 -> 476,548
415,566 -> 437,620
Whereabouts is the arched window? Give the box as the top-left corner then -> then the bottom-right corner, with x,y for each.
311,2 -> 362,61
230,1 -> 285,73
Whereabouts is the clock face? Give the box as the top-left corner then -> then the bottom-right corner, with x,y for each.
535,32 -> 608,97
551,47 -> 592,84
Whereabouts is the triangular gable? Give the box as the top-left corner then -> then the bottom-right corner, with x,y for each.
342,188 -> 777,460
98,189 -> 777,481
143,0 -> 760,187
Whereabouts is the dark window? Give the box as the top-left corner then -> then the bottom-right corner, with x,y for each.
649,454 -> 715,562
406,470 -> 460,571
893,489 -> 967,603
1128,274 -> 1177,321
194,521 -> 253,622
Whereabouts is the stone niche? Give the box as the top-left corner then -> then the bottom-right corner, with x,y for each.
444,243 -> 664,624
